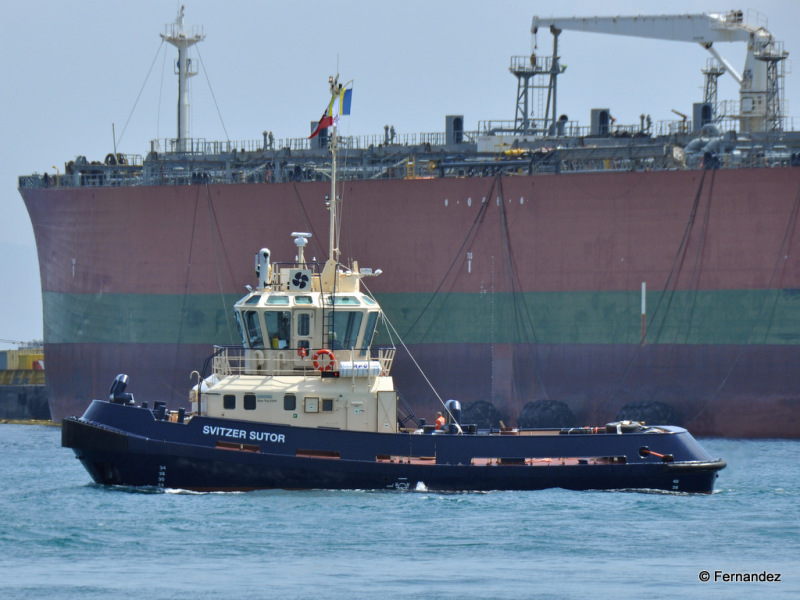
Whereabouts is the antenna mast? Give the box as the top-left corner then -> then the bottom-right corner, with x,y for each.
329,75 -> 339,264
319,75 -> 346,292
161,6 -> 205,151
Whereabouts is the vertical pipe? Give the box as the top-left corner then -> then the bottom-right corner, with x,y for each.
551,28 -> 560,135
177,40 -> 188,144
330,124 -> 338,262
641,282 -> 647,345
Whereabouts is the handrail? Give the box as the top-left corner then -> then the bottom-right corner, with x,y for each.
209,344 -> 395,378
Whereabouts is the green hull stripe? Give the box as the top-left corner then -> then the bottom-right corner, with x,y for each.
42,292 -> 243,345
42,289 -> 800,346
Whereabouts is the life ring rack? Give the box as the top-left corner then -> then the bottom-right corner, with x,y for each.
312,349 -> 336,372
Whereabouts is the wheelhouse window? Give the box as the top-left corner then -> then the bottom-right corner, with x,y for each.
264,311 -> 292,349
224,395 -> 236,410
298,313 -> 310,336
234,312 -> 247,346
326,295 -> 361,306
244,394 -> 256,410
328,311 -> 363,350
243,310 -> 264,348
360,312 -> 379,356
284,394 -> 296,411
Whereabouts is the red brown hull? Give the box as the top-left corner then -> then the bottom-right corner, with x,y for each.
22,168 -> 800,436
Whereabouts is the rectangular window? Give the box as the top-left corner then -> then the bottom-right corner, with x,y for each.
284,394 -> 296,411
244,310 -> 264,348
264,311 -> 292,349
360,312 -> 378,356
234,312 -> 247,346
322,398 -> 333,412
224,395 -> 236,410
244,394 -> 256,410
298,313 -> 310,336
328,310 -> 363,350
326,295 -> 361,305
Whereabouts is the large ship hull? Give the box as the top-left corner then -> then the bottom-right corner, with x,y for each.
22,168 -> 800,436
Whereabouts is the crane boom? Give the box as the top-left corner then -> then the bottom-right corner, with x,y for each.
531,10 -> 788,133
531,12 -> 755,44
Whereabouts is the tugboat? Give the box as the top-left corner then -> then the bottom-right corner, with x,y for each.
62,77 -> 726,494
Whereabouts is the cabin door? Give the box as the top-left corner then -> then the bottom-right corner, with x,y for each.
347,399 -> 368,431
294,311 -> 314,366
377,391 -> 397,432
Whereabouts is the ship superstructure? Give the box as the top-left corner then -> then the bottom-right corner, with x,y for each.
199,77 -> 403,435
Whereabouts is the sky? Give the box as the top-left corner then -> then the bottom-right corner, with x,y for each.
1,0 -> 799,349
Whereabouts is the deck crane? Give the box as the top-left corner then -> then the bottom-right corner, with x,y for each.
532,10 -> 788,133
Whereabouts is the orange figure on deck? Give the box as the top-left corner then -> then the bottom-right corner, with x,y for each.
435,412 -> 445,430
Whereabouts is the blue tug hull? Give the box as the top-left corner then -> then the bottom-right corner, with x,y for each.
62,400 -> 725,493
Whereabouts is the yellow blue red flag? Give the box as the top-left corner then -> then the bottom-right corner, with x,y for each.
310,87 -> 352,138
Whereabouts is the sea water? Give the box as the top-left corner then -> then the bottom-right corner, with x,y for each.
0,425 -> 797,600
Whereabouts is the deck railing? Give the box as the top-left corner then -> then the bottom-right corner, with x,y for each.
211,345 -> 395,378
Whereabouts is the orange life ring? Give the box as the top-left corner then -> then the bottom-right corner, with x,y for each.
297,347 -> 307,358
312,349 -> 336,371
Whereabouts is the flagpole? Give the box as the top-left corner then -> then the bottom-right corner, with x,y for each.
318,76 -> 339,295
328,76 -> 339,265
329,124 -> 338,264
314,75 -> 351,292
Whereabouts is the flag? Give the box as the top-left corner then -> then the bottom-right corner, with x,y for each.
337,87 -> 352,117
310,87 -> 352,138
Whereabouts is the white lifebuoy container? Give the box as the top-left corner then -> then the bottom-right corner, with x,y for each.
252,349 -> 266,372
